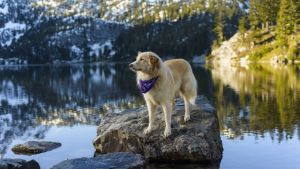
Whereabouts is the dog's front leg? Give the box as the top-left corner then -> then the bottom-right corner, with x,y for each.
162,102 -> 172,137
144,101 -> 156,135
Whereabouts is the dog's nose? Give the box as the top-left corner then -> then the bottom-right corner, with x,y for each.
129,63 -> 133,68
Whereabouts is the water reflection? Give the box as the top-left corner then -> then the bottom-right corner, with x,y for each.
0,63 -> 144,158
210,64 -> 300,141
0,63 -> 299,168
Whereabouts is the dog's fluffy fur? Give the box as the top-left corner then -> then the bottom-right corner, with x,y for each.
129,51 -> 197,137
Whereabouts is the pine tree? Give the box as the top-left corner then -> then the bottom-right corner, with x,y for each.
292,0 -> 300,32
238,15 -> 247,38
276,0 -> 297,45
249,0 -> 260,30
132,0 -> 140,23
214,12 -> 225,46
256,0 -> 280,29
249,0 -> 280,30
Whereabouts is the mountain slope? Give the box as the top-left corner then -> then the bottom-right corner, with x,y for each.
0,0 -> 245,64
209,29 -> 300,66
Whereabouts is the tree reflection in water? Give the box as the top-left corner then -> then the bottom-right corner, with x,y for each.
0,63 -> 299,159
0,63 -> 144,157
210,64 -> 300,142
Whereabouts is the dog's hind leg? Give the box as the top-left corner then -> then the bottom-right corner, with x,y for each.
180,85 -> 197,122
162,102 -> 172,137
144,101 -> 157,135
183,96 -> 190,122
171,99 -> 176,111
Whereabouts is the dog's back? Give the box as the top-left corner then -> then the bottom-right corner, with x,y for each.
164,59 -> 197,104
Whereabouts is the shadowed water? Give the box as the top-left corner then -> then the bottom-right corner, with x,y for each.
0,63 -> 299,169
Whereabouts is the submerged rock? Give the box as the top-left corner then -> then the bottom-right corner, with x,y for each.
12,141 -> 61,155
0,159 -> 40,169
93,96 -> 223,163
51,152 -> 145,169
146,163 -> 220,169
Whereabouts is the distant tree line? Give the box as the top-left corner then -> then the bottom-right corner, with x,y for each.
110,0 -> 244,60
237,0 -> 300,61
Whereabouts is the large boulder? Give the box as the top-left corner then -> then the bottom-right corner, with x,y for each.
210,32 -> 249,66
12,141 -> 61,155
51,152 -> 144,169
0,159 -> 40,169
93,96 -> 223,163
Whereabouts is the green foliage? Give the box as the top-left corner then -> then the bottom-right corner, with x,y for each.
249,0 -> 280,30
100,0 -> 208,25
249,0 -> 260,30
240,0 -> 299,63
257,0 -> 280,28
276,0 -> 298,46
238,15 -> 247,36
288,45 -> 299,60
212,0 -> 242,46
113,14 -> 214,60
293,0 -> 300,31
213,13 -> 225,46
248,44 -> 274,61
287,37 -> 300,60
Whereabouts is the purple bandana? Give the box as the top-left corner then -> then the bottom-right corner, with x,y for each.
138,76 -> 159,94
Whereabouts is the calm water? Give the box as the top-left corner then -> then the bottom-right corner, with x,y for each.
0,63 -> 299,169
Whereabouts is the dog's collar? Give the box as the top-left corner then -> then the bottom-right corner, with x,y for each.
138,76 -> 159,94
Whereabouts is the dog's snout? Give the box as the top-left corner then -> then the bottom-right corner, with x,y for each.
129,63 -> 133,68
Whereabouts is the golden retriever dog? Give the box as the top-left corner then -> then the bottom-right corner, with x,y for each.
129,51 -> 197,137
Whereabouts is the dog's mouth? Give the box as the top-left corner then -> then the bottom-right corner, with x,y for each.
129,66 -> 142,72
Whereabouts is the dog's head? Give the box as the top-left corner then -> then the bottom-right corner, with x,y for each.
129,51 -> 160,74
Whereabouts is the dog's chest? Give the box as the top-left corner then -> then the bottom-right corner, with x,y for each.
144,92 -> 164,105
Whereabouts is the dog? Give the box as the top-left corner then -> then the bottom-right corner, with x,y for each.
129,51 -> 197,137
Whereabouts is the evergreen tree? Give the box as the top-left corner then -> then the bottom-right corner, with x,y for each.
249,0 -> 280,30
214,12 -> 225,46
256,0 -> 280,29
132,0 -> 140,23
276,0 -> 297,45
238,15 -> 247,38
249,0 -> 258,30
99,0 -> 107,18
292,0 -> 300,32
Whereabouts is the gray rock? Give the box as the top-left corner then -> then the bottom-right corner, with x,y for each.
146,163 -> 220,169
93,96 -> 223,163
0,158 -> 40,169
51,152 -> 145,169
12,141 -> 61,155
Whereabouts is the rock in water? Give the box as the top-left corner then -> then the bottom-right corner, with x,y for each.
12,141 -> 61,155
0,159 -> 40,169
51,152 -> 145,169
93,96 -> 223,163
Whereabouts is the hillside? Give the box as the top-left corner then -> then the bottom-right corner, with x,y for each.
0,0 -> 245,64
209,0 -> 300,66
209,29 -> 300,66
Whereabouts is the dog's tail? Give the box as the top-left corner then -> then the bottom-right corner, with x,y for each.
189,88 -> 197,106
188,74 -> 198,106
189,96 -> 196,105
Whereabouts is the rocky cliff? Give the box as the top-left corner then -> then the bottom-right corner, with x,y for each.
209,29 -> 300,66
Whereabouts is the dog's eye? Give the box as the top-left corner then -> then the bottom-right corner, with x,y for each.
140,58 -> 144,61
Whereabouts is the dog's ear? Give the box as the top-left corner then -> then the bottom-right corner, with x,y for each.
149,54 -> 160,70
138,51 -> 142,55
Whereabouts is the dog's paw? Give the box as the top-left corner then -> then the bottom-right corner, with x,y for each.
184,115 -> 191,122
164,128 -> 171,137
143,127 -> 152,135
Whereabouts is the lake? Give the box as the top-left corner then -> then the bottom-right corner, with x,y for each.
0,63 -> 300,169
